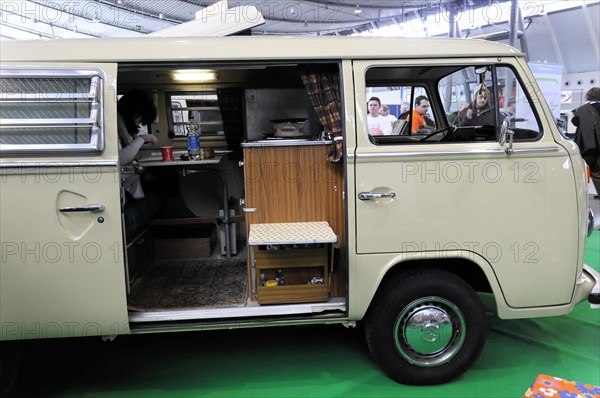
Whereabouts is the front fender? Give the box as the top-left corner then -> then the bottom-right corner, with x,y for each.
349,250 -> 505,320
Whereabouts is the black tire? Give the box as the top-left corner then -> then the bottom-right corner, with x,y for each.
0,343 -> 21,398
365,269 -> 487,385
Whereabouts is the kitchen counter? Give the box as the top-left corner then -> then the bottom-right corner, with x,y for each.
242,139 -> 332,148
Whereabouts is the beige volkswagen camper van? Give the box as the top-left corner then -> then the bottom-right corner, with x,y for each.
1,35 -> 598,392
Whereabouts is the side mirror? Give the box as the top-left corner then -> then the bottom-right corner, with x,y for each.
499,118 -> 515,155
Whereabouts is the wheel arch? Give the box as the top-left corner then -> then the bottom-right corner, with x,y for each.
349,251 -> 505,320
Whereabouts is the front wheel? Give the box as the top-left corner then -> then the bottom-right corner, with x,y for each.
365,269 -> 487,385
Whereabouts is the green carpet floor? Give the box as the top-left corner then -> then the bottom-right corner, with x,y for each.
17,231 -> 600,397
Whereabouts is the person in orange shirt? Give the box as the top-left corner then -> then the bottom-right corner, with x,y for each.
407,95 -> 435,134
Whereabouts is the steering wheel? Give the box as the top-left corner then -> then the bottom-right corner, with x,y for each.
418,125 -> 457,142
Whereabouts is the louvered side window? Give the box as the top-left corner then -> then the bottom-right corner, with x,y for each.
0,69 -> 104,154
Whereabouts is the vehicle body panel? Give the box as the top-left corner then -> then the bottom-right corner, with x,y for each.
0,62 -> 130,340
0,37 -> 594,341
348,57 -> 581,316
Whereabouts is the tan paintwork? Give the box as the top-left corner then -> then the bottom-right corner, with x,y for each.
348,57 -> 589,319
0,36 -> 593,342
0,36 -> 522,63
0,63 -> 130,340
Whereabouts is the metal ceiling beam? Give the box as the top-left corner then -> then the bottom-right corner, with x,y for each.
0,20 -> 55,39
582,0 -> 600,69
447,3 -> 460,38
294,0 -> 423,11
509,0 -> 518,47
93,0 -> 184,24
22,0 -> 172,35
0,3 -> 100,39
540,8 -> 565,66
517,7 -> 529,61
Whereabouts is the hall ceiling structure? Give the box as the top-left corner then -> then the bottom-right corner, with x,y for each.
0,0 -> 491,39
0,0 -> 599,75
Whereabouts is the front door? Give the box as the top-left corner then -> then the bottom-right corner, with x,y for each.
351,59 -> 578,308
0,63 -> 130,340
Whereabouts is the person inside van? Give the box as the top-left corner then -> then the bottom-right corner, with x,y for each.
118,90 -> 195,227
459,88 -> 496,126
118,90 -> 168,240
118,89 -> 159,200
447,101 -> 469,125
379,104 -> 398,128
406,96 -> 435,134
367,96 -> 393,135
400,102 -> 410,115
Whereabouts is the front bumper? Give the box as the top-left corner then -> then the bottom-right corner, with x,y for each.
580,265 -> 600,309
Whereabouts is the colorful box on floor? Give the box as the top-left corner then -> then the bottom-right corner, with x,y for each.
523,374 -> 600,398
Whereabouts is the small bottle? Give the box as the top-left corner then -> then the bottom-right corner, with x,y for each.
260,272 -> 266,287
187,117 -> 201,160
276,269 -> 285,286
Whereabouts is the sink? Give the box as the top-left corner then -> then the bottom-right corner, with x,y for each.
242,138 -> 330,147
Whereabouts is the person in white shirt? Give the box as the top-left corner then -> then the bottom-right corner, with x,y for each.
367,97 -> 393,135
379,104 -> 398,134
118,90 -> 159,200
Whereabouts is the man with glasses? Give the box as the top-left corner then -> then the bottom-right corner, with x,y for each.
407,95 -> 434,134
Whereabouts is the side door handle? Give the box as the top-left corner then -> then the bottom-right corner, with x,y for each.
59,204 -> 105,213
358,192 -> 396,201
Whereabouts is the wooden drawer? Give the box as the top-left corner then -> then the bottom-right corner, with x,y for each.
254,246 -> 328,305
257,284 -> 328,305
255,247 -> 327,269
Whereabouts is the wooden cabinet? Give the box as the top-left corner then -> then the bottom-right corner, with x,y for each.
249,222 -> 336,305
243,144 -> 346,298
255,246 -> 328,305
243,144 -> 343,226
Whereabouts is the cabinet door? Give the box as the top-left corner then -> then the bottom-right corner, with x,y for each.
243,145 -> 344,226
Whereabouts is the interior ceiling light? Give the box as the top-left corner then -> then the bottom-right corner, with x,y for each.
173,70 -> 218,82
354,4 -> 362,15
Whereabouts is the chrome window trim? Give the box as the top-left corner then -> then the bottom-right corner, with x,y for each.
1,118 -> 98,127
0,68 -> 104,155
0,161 -> 118,169
2,93 -> 97,101
352,146 -> 559,159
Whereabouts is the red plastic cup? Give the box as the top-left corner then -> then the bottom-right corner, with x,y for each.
161,146 -> 173,161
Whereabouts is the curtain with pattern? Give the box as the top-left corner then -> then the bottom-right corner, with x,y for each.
300,65 -> 344,162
